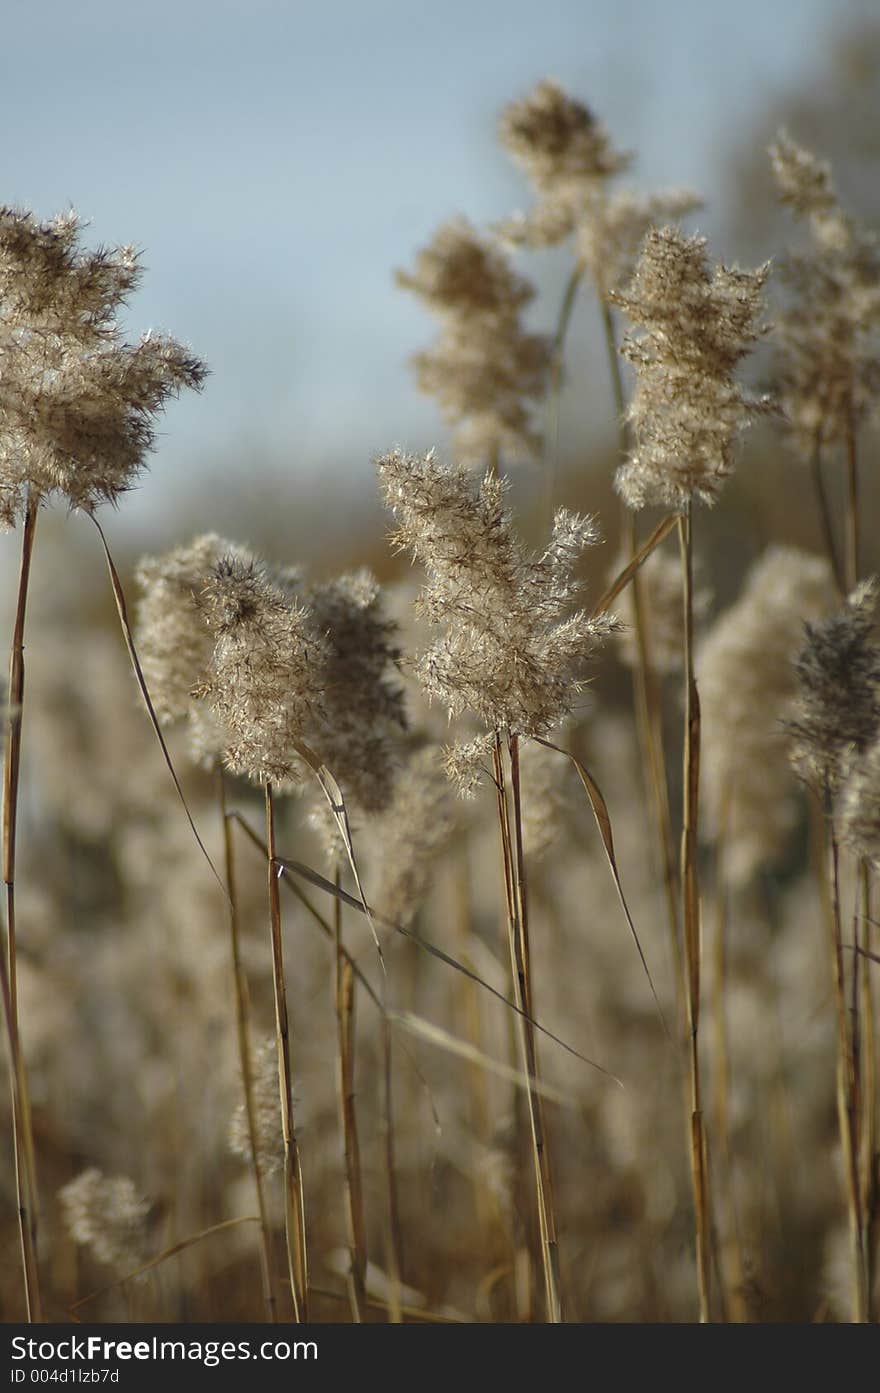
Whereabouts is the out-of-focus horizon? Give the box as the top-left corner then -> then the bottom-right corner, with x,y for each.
2,0 -> 879,550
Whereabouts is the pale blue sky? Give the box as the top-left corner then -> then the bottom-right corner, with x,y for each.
0,0 -> 863,530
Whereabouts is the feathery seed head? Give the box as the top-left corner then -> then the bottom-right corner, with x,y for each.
0,207 -> 206,528
198,554 -> 326,788
788,578 -> 880,799
302,568 -> 407,859
769,133 -> 880,452
698,547 -> 834,885
377,447 -> 617,744
613,544 -> 710,676
840,736 -> 880,863
229,1038 -> 285,1177
770,133 -> 838,225
373,745 -> 456,922
135,533 -> 246,766
397,221 -> 551,465
576,186 -> 703,299
60,1168 -> 151,1271
499,80 -> 631,196
612,226 -> 770,510
395,217 -> 533,323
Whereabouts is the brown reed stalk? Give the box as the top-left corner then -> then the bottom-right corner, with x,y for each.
710,821 -> 747,1322
678,503 -> 713,1322
451,846 -> 501,1251
333,866 -> 369,1322
379,1011 -> 404,1323
859,867 -> 878,1316
844,411 -> 860,597
492,732 -> 562,1322
1,491 -> 42,1322
217,768 -> 276,1322
809,431 -> 844,596
826,814 -> 869,1321
264,781 -> 308,1321
542,263 -> 584,524
841,409 -> 875,1316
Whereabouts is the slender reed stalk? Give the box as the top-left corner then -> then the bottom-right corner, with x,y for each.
217,768 -> 276,1322
493,733 -> 562,1322
542,263 -> 584,525
844,411 -> 860,595
333,866 -> 369,1322
452,846 -> 502,1255
601,303 -> 683,1020
264,782 -> 308,1321
840,409 -> 875,1315
810,432 -> 843,596
710,827 -> 747,1322
380,1012 -> 403,1323
860,866 -> 878,1316
826,813 -> 869,1321
678,504 -> 712,1322
2,492 -> 42,1322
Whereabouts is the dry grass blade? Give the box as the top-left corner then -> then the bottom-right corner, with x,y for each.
535,737 -> 669,1039
1,493 -> 42,1322
592,513 -> 678,618
228,811 -> 383,1012
313,1285 -> 470,1323
276,855 -> 621,1082
89,513 -> 228,903
292,738 -> 385,973
218,769 -> 276,1322
390,1010 -> 578,1105
265,782 -> 308,1322
69,1216 -> 260,1314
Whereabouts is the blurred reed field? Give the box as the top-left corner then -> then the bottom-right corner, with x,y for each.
4,34 -> 880,1327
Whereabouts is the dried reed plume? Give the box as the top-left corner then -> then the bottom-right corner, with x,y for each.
60,1168 -> 150,1271
377,443 -> 618,1322
498,79 -> 631,199
376,447 -> 617,772
841,737 -> 880,864
135,533 -> 247,766
497,79 -> 699,302
0,207 -> 206,528
770,133 -> 880,456
229,1037 -> 286,1178
613,543 -> 710,677
396,220 -> 551,465
612,226 -> 770,511
787,578 -> 880,1321
699,547 -> 834,886
372,746 -> 456,926
788,578 -> 880,799
303,569 -> 407,859
1,205 -> 205,1323
197,554 -> 325,788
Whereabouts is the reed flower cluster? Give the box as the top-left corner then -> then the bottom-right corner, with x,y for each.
138,536 -> 405,823
770,133 -> 880,452
376,447 -> 617,783
612,226 -> 770,510
228,1038 -> 286,1178
698,547 -> 833,885
497,79 -> 699,300
0,207 -> 206,527
613,544 -> 709,676
396,219 -> 551,464
372,745 -> 456,924
788,578 -> 880,799
59,1169 -> 150,1271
